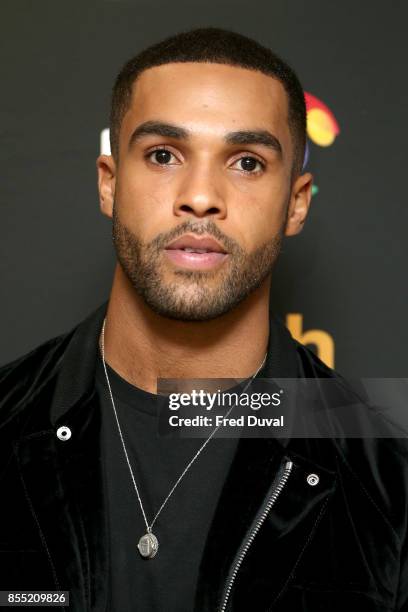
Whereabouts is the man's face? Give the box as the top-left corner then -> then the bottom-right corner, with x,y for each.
98,62 -> 312,321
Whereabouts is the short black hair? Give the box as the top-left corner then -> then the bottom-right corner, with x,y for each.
110,27 -> 306,177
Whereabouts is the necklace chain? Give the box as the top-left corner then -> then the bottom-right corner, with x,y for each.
100,317 -> 267,534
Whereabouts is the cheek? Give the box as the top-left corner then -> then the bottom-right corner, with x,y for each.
115,168 -> 174,235
231,189 -> 288,250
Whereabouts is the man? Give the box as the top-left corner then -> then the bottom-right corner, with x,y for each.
0,27 -> 407,612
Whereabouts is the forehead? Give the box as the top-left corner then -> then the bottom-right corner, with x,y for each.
121,62 -> 290,142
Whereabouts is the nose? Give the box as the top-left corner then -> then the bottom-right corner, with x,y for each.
173,163 -> 227,220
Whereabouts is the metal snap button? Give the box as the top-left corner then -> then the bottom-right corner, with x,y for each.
56,426 -> 72,441
307,473 -> 319,486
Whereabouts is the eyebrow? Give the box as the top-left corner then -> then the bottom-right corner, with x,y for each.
128,120 -> 283,156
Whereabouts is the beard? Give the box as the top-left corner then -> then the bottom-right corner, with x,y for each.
112,203 -> 284,322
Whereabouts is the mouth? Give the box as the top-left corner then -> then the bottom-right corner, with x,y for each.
164,234 -> 229,270
164,249 -> 228,270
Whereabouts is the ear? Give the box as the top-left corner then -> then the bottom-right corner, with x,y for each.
284,172 -> 313,237
96,155 -> 116,219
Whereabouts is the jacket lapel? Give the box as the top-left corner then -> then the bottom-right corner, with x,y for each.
194,313 -> 338,611
194,436 -> 337,611
17,302 -> 110,612
17,388 -> 110,612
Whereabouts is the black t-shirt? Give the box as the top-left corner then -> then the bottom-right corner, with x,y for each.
95,358 -> 260,612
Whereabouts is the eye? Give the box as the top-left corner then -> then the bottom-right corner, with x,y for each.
232,155 -> 265,175
146,147 -> 179,165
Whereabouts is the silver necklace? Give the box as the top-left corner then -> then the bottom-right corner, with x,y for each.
100,317 -> 267,559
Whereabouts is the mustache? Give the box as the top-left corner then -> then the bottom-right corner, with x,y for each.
112,203 -> 242,255
152,219 -> 240,255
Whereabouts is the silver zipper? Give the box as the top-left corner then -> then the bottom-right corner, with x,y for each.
218,459 -> 294,612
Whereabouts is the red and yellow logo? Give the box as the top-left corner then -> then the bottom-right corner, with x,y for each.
303,92 -> 340,195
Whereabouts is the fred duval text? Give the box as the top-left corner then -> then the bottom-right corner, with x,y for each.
168,415 -> 284,428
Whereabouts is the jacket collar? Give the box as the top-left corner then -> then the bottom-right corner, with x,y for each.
50,300 -> 109,426
50,299 -> 300,427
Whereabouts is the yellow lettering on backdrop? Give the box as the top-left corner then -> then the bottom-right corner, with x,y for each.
286,313 -> 335,369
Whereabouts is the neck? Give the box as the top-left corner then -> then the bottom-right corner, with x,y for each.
101,264 -> 271,394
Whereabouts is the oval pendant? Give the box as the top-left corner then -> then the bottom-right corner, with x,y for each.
137,532 -> 159,559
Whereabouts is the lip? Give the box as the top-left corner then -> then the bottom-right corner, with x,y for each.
164,249 -> 228,270
165,234 -> 227,254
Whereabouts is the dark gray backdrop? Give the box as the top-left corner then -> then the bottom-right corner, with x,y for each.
1,0 -> 406,377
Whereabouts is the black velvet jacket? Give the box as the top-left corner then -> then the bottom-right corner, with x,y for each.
1,300 -> 408,611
